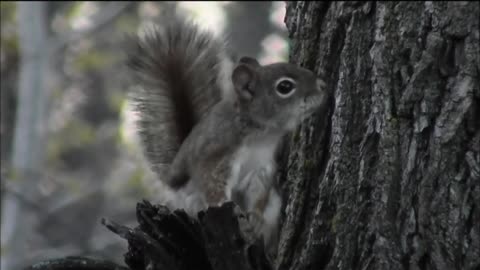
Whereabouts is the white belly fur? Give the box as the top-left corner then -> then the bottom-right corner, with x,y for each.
226,135 -> 283,249
226,137 -> 278,203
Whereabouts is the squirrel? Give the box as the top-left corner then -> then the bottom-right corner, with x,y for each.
125,14 -> 328,256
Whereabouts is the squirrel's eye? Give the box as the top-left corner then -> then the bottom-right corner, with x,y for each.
275,78 -> 296,98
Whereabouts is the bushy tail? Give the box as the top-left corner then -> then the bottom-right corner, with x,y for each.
125,15 -> 234,179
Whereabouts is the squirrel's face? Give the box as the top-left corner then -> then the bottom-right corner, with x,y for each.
232,57 -> 328,132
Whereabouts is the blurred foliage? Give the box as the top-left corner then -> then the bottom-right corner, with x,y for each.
0,1 -> 19,167
0,1 -> 16,23
64,2 -> 83,20
47,120 -> 95,164
72,49 -> 116,70
126,167 -> 149,197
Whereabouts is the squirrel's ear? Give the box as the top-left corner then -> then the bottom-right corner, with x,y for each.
232,64 -> 256,101
239,56 -> 260,68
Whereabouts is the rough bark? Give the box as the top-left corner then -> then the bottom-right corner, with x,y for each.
277,2 -> 479,270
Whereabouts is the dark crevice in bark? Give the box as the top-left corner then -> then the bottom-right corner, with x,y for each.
306,2 -> 330,71
323,24 -> 346,83
314,105 -> 334,184
418,252 -> 431,270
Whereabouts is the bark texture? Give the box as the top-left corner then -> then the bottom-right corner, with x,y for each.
277,2 -> 479,270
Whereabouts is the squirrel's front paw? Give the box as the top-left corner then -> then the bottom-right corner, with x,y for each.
246,211 -> 265,239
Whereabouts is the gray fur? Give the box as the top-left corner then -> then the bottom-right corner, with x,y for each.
126,15 -> 329,257
168,61 -> 328,254
125,14 -> 233,184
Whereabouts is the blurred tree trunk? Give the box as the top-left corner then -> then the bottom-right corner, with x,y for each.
276,2 -> 479,270
1,2 -> 53,270
223,1 -> 274,59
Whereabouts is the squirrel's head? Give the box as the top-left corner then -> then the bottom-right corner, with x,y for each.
232,57 -> 328,132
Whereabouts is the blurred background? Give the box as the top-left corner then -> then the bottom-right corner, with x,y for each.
0,1 -> 288,269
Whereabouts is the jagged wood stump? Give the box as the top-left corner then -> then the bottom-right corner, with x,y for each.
26,200 -> 273,270
103,200 -> 272,270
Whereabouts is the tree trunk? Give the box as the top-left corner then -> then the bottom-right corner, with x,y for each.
1,2 -> 53,270
276,2 -> 479,270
